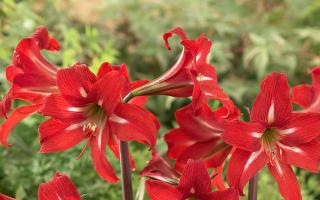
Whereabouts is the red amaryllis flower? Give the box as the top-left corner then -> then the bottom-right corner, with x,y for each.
0,172 -> 81,200
141,153 -> 239,200
0,26 -> 60,146
132,27 -> 234,114
222,72 -> 320,200
292,66 -> 320,112
39,64 -> 159,183
165,103 -> 239,171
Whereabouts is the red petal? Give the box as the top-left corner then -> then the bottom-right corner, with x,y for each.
13,38 -> 57,79
110,103 -> 158,146
32,26 -> 60,51
279,112 -> 320,145
177,160 -> 212,196
226,149 -> 268,194
291,85 -> 314,109
175,104 -> 223,141
40,94 -> 86,124
90,129 -> 118,183
13,73 -> 57,90
0,194 -> 15,200
251,72 -> 292,125
279,140 -> 320,173
222,121 -> 264,152
174,139 -> 231,171
163,27 -> 188,50
145,180 -> 182,200
0,89 -> 13,118
140,152 -> 178,183
38,172 -> 81,200
165,128 -> 196,159
267,160 -> 302,200
6,65 -> 23,81
39,119 -> 85,153
0,104 -> 38,146
88,71 -> 124,115
57,63 -> 96,105
198,188 -> 239,200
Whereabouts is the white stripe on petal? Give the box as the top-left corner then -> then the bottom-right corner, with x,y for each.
244,149 -> 263,171
79,87 -> 88,98
67,107 -> 85,112
251,132 -> 262,138
267,101 -> 275,124
109,114 -> 128,124
279,128 -> 296,135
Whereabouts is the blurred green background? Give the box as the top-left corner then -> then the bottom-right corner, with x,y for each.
0,0 -> 320,199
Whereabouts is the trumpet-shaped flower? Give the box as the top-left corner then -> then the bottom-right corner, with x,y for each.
132,27 -> 234,114
0,27 -> 60,146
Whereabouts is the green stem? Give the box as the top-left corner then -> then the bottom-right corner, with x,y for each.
120,93 -> 134,200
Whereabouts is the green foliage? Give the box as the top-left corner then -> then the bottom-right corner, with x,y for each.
1,0 -> 320,199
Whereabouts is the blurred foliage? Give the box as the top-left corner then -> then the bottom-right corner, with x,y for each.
0,0 -> 320,199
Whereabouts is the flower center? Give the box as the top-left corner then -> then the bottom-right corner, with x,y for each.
261,128 -> 280,162
82,103 -> 106,136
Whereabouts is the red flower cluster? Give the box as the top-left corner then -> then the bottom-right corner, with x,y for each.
1,27 -> 319,200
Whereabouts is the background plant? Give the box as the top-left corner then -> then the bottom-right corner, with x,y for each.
0,0 -> 320,199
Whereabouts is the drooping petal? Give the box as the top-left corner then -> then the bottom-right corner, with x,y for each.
174,139 -> 231,171
279,140 -> 320,173
38,172 -> 81,200
39,119 -> 85,153
197,188 -> 239,200
163,27 -> 188,50
57,64 -> 97,105
13,38 -> 57,79
40,94 -> 86,124
5,65 -> 23,82
251,72 -> 292,125
90,128 -> 118,183
12,73 -> 57,91
145,180 -> 183,200
0,104 -> 38,146
0,193 -> 15,200
226,149 -> 268,194
140,152 -> 179,184
278,112 -> 320,146
32,26 -> 60,51
177,160 -> 212,197
194,63 -> 235,115
88,71 -> 124,116
165,128 -> 197,159
222,121 -> 264,152
109,103 -> 158,146
175,104 -> 224,141
267,160 -> 302,200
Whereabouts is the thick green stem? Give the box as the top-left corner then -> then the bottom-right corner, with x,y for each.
248,174 -> 258,200
120,93 -> 134,200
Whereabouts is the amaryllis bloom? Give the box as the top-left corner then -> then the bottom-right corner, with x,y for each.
39,64 -> 159,183
292,66 -> 320,112
222,72 -> 320,200
0,172 -> 81,200
141,153 -> 238,200
0,26 -> 60,146
165,103 -> 239,171
132,27 -> 234,114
